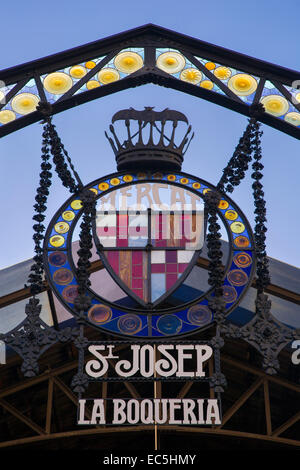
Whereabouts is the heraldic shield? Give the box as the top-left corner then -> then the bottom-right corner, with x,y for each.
94,184 -> 205,308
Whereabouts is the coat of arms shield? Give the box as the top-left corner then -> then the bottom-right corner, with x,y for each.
94,183 -> 205,307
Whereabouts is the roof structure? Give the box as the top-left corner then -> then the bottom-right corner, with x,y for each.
0,241 -> 299,450
0,25 -> 299,452
0,24 -> 300,139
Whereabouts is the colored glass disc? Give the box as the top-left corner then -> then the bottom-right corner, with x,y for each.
48,251 -> 67,267
88,304 -> 112,324
187,305 -> 212,326
118,314 -> 142,334
227,269 -> 248,286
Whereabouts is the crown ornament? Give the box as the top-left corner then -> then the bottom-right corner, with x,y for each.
105,107 -> 194,171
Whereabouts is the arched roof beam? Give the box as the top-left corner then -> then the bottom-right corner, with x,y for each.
0,24 -> 299,139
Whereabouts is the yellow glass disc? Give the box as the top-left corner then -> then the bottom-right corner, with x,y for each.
218,200 -> 229,210
69,65 -> 86,79
89,188 -> 98,195
0,109 -> 16,124
284,112 -> 300,127
156,51 -> 186,74
167,174 -> 176,181
98,68 -> 120,84
180,178 -> 189,184
200,80 -> 214,90
11,93 -> 39,115
231,221 -> 245,234
54,221 -> 69,234
85,61 -> 96,69
114,51 -> 143,74
214,66 -> 232,81
180,68 -> 202,85
62,210 -> 75,221
99,182 -> 109,191
86,80 -> 100,90
205,62 -> 216,70
225,210 -> 238,220
295,92 -> 300,103
203,188 -> 211,194
50,235 -> 65,247
71,199 -> 83,210
137,172 -> 146,179
260,95 -> 289,117
44,72 -> 73,95
192,182 -> 201,189
123,174 -> 133,182
110,177 -> 120,186
228,73 -> 257,96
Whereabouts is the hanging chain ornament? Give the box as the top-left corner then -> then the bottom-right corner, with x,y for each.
71,188 -> 96,394
203,109 -> 258,389
0,103 -> 83,376
205,190 -> 227,392
215,104 -> 299,374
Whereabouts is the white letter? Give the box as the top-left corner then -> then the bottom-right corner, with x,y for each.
206,399 -> 221,425
153,399 -> 169,424
291,340 -> 300,365
77,399 -> 90,425
140,399 -> 154,424
91,399 -> 106,424
176,345 -> 195,377
136,183 -> 153,209
182,399 -> 197,424
115,345 -> 140,377
169,399 -> 182,424
197,399 -> 205,424
112,399 -> 127,424
140,345 -> 154,378
127,399 -> 139,424
156,345 -> 177,377
195,345 -> 213,377
85,345 -> 109,378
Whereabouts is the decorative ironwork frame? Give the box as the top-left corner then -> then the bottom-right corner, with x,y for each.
42,172 -> 256,339
0,24 -> 300,139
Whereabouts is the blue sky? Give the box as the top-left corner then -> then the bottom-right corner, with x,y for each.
0,0 -> 300,270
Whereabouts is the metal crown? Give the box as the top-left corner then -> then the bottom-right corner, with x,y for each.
105,107 -> 194,171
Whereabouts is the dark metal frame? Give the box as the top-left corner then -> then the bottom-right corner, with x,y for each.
0,24 -> 300,139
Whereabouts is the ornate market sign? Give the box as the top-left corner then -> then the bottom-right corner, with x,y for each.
78,341 -> 221,425
44,108 -> 256,339
39,106 -> 259,427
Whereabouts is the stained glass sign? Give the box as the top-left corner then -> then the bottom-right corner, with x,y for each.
44,171 -> 256,338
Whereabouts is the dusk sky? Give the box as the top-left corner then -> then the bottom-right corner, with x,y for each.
0,0 -> 299,270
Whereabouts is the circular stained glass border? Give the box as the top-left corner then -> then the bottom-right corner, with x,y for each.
44,170 -> 256,338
